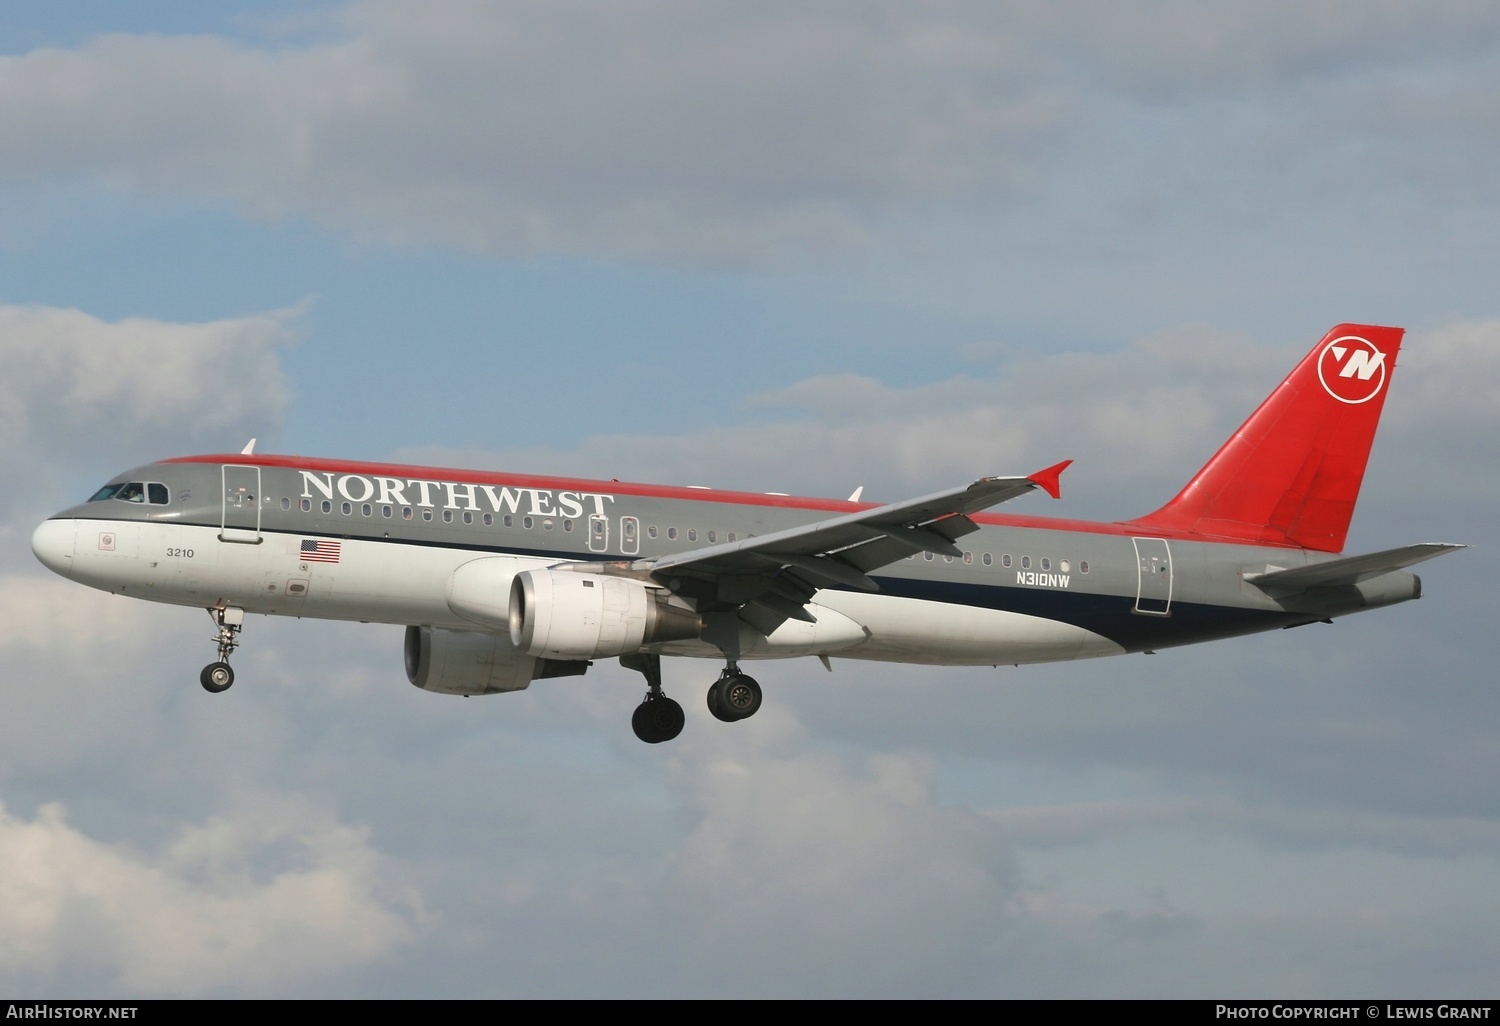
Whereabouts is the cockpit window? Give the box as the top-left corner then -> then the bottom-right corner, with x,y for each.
88,481 -> 170,504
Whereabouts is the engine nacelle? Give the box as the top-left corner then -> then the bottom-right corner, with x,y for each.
509,569 -> 702,660
404,625 -> 541,696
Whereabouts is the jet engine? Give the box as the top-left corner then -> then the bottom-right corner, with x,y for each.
404,625 -> 587,696
509,569 -> 702,660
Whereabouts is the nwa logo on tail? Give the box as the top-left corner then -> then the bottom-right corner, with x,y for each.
1318,335 -> 1387,404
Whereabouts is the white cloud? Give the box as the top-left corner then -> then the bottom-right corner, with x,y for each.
0,302 -> 295,545
0,794 -> 421,995
1393,320 -> 1500,426
5,2 -> 1498,263
0,303 -> 294,451
0,3 -> 1060,263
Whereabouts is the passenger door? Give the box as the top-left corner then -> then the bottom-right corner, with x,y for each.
220,465 -> 263,544
1132,537 -> 1172,615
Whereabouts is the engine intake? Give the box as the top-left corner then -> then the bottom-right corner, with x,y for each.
509,569 -> 702,659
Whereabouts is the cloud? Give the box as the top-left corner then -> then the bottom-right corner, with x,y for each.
656,728 -> 1019,996
0,794 -> 422,995
5,2 -> 1498,264
0,2 -> 1062,264
0,302 -> 295,542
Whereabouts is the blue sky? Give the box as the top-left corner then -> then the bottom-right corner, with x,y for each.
0,1 -> 1497,997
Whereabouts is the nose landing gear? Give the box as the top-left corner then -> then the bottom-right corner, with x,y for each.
200,607 -> 243,694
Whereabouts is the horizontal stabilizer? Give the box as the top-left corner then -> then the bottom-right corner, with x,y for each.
1246,543 -> 1465,590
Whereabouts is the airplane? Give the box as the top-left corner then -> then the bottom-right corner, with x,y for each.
30,324 -> 1463,743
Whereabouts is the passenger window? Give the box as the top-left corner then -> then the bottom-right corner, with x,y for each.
463,511 -> 473,525
150,484 -> 170,505
963,552 -> 973,565
1002,554 -> 1012,568
402,506 -> 413,520
1080,561 -> 1090,574
483,513 -> 493,526
321,500 -> 333,514
667,528 -> 678,541
503,514 -> 513,527
1021,556 -> 1031,569
924,551 -> 934,561
423,509 -> 433,522
382,505 -> 393,519
280,497 -> 291,510
523,516 -> 534,529
1060,560 -> 1070,573
708,531 -> 717,543
341,502 -> 352,515
543,518 -> 553,530
442,510 -> 453,523
727,532 -> 736,542
362,503 -> 372,517
1041,558 -> 1050,571
688,529 -> 697,542
563,519 -> 573,532
301,498 -> 312,512
648,526 -> 658,539
983,553 -> 992,566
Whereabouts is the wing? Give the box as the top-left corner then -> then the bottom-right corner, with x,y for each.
638,461 -> 1071,635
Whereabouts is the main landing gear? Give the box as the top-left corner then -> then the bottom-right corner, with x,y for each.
620,654 -> 764,743
200,607 -> 244,694
707,665 -> 762,723
621,653 -> 684,744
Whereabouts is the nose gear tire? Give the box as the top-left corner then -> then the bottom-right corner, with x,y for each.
200,661 -> 234,693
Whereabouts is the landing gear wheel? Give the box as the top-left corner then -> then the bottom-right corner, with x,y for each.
707,681 -> 736,722
632,696 -> 685,744
717,673 -> 762,721
200,661 -> 234,693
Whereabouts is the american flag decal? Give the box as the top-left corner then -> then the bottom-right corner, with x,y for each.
300,539 -> 341,564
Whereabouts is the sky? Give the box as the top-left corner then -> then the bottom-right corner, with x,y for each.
0,0 -> 1496,998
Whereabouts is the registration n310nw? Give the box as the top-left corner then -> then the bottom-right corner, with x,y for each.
32,324 -> 1462,743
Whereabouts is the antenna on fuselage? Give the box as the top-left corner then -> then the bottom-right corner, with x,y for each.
240,438 -> 257,455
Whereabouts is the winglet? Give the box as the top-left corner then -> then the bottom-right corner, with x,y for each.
1028,459 -> 1072,500
240,438 -> 257,455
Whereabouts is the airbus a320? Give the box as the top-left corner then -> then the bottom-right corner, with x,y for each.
32,324 -> 1462,743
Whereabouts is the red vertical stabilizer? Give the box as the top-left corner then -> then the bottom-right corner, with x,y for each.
1125,324 -> 1404,553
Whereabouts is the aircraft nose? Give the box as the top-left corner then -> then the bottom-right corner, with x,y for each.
32,518 -> 76,578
